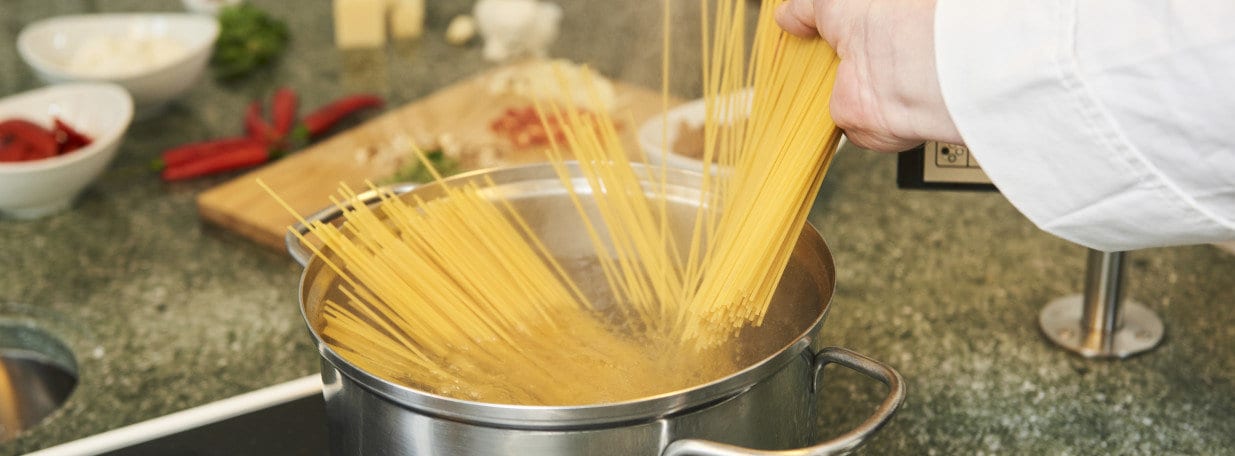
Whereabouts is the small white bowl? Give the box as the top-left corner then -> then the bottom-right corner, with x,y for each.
182,0 -> 244,16
0,83 -> 134,219
17,13 -> 219,118
637,91 -> 752,175
638,91 -> 849,174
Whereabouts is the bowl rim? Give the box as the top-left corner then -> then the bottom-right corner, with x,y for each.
16,12 -> 221,83
0,82 -> 134,173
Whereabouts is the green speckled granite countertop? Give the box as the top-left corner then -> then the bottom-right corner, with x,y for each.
2,1 -> 1233,454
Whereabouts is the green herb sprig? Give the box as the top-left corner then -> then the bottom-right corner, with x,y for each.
388,150 -> 460,184
211,4 -> 290,80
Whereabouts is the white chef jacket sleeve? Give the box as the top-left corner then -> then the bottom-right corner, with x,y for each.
934,0 -> 1235,252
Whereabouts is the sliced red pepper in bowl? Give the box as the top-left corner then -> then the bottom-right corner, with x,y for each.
0,119 -> 59,162
51,117 -> 93,154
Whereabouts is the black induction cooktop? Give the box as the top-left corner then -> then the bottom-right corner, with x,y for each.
99,393 -> 329,456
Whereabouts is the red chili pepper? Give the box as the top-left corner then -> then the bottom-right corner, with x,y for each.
300,95 -> 384,139
245,100 -> 279,145
154,136 -> 264,170
154,91 -> 383,181
272,87 -> 298,138
160,141 -> 272,181
0,119 -> 58,162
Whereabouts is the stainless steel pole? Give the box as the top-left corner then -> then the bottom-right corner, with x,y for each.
1039,249 -> 1164,358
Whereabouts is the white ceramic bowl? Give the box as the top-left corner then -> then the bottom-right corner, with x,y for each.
181,0 -> 244,16
0,83 -> 134,219
638,91 -> 848,174
17,13 -> 219,118
637,91 -> 752,175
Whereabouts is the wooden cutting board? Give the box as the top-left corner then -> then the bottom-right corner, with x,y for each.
197,64 -> 673,251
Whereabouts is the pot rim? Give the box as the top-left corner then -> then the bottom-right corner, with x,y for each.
295,162 -> 835,429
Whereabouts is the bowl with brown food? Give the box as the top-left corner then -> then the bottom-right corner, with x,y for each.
637,90 -> 751,174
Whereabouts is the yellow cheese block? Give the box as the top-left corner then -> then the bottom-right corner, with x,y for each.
390,0 -> 425,39
333,0 -> 387,49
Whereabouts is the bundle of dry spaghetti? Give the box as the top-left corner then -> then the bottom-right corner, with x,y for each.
269,0 -> 843,405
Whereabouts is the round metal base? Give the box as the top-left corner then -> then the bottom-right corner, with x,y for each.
1039,295 -> 1165,358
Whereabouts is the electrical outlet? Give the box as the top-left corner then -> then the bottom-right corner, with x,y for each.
897,142 -> 996,191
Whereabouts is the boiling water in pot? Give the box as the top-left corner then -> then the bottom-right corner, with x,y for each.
300,169 -> 828,407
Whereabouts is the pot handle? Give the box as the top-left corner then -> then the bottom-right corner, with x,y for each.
285,182 -> 419,267
662,347 -> 905,456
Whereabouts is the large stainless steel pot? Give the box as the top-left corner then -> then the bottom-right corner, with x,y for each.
288,163 -> 905,456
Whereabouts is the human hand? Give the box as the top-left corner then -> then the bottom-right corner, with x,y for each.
775,0 -> 962,152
